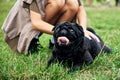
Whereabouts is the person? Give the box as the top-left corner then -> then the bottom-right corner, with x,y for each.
2,0 -> 99,54
115,0 -> 120,6
86,0 -> 92,6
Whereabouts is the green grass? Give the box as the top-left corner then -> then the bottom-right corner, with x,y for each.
0,0 -> 120,80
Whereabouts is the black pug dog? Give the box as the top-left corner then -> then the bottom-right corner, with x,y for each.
47,22 -> 111,72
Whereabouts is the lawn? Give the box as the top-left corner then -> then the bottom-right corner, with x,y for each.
0,0 -> 120,80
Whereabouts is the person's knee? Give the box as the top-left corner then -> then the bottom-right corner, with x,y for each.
47,0 -> 65,10
65,0 -> 79,13
56,0 -> 65,9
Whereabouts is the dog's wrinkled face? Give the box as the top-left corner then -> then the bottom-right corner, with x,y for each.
53,22 -> 84,47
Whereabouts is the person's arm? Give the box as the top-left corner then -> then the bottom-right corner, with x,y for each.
77,4 -> 100,42
77,6 -> 87,32
30,10 -> 54,34
29,0 -> 54,34
77,5 -> 92,39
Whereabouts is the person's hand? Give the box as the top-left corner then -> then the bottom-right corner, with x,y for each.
84,30 -> 100,42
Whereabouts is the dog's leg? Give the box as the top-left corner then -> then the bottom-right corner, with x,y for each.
68,63 -> 82,73
87,27 -> 96,34
84,50 -> 93,65
47,55 -> 55,68
102,45 -> 111,53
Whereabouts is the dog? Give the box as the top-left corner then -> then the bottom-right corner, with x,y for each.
116,0 -> 120,6
47,22 -> 111,72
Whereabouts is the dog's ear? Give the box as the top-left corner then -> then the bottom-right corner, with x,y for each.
52,22 -> 62,31
75,23 -> 83,32
72,23 -> 84,36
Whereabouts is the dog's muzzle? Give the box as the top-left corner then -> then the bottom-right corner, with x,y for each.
57,36 -> 70,46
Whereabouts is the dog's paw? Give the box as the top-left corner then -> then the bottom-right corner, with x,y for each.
67,65 -> 82,73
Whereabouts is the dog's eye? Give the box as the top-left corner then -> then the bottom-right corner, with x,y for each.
69,29 -> 74,32
55,28 -> 60,32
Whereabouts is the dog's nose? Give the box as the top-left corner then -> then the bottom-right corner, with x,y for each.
61,29 -> 67,35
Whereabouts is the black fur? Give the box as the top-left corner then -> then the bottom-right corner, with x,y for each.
47,22 -> 111,72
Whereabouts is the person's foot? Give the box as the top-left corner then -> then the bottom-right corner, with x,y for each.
49,38 -> 55,49
28,38 -> 43,54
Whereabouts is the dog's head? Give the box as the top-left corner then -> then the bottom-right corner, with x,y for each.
53,22 -> 84,49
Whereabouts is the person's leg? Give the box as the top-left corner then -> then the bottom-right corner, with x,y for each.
45,0 -> 79,25
45,0 -> 65,25
86,0 -> 92,6
116,0 -> 119,6
57,0 -> 79,22
28,33 -> 43,54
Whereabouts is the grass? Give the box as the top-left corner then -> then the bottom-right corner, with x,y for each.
0,0 -> 120,80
